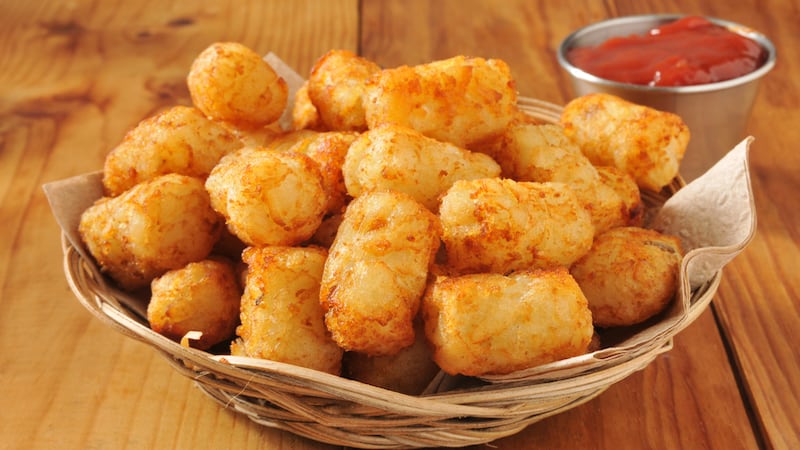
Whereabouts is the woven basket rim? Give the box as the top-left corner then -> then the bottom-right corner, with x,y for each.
63,234 -> 712,400
57,96 -> 723,449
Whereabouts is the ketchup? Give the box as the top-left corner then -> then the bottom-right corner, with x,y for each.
567,16 -> 768,86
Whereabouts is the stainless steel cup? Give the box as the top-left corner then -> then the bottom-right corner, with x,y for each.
557,14 -> 776,181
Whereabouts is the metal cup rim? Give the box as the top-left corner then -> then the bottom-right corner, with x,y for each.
556,14 -> 777,94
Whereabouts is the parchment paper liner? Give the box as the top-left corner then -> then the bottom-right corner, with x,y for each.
43,54 -> 756,388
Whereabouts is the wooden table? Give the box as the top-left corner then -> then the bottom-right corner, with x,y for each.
2,1 -> 798,449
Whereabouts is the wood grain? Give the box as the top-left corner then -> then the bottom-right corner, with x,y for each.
1,0 -> 798,449
465,310 -> 759,450
0,1 -> 356,449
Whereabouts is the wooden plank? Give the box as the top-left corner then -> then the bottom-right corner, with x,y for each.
712,7 -> 800,441
469,309 -> 760,450
715,245 -> 800,450
0,1 -> 357,449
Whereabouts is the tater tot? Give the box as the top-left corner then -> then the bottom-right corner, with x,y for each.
595,166 -> 645,229
560,93 -> 690,191
364,55 -> 518,148
320,190 -> 442,356
439,178 -> 594,274
343,319 -> 440,395
480,122 -> 597,184
307,49 -> 381,131
343,124 -> 501,211
205,148 -> 327,247
231,246 -> 343,375
79,174 -> 223,291
421,268 -> 594,376
291,80 -> 324,131
570,227 -> 683,327
477,121 -> 640,234
187,42 -> 288,129
273,131 -> 359,214
147,258 -> 241,350
102,106 -> 242,197
578,180 -> 636,235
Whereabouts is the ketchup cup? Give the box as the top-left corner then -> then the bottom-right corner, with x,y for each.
557,14 -> 776,181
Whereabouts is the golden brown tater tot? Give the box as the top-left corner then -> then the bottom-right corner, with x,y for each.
205,148 -> 327,247
148,258 -> 241,350
364,55 -> 517,148
188,42 -> 288,129
307,49 -> 381,131
320,190 -> 441,356
560,93 -> 689,191
570,227 -> 683,327
439,178 -> 594,274
232,246 -> 343,375
102,106 -> 241,197
272,131 -> 359,214
343,124 -> 501,211
422,268 -> 594,376
291,80 -> 325,131
343,319 -> 440,395
79,174 -> 222,291
479,121 -> 642,234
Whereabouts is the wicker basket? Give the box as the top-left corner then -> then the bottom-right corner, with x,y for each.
59,98 -> 722,449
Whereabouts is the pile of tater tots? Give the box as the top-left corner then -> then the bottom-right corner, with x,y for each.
79,42 -> 690,394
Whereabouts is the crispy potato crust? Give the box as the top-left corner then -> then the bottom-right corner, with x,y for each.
320,190 -> 442,356
187,42 -> 288,129
343,124 -> 501,211
79,174 -> 223,291
102,106 -> 242,197
232,246 -> 343,375
291,80 -> 324,131
307,49 -> 381,131
595,165 -> 645,229
560,93 -> 689,191
270,130 -> 359,214
439,178 -> 594,274
148,258 -> 241,350
364,55 -> 517,148
570,227 -> 683,327
309,212 -> 344,248
422,268 -> 594,376
477,121 -> 642,234
480,122 -> 597,184
205,148 -> 327,247
343,319 -> 440,395
223,121 -> 283,149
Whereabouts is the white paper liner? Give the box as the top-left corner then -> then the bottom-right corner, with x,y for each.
651,137 -> 757,289
263,52 -> 306,131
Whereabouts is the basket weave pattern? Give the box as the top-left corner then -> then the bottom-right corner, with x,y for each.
61,98 -> 720,449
